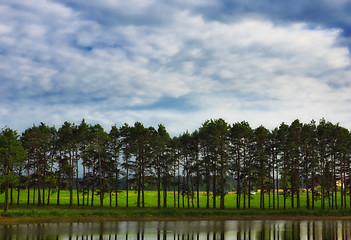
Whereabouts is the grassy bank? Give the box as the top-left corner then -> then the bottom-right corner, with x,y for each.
2,190 -> 351,225
2,205 -> 351,225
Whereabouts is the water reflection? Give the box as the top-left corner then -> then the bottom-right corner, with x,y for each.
1,220 -> 351,240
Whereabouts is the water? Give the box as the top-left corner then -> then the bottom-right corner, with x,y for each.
1,219 -> 351,239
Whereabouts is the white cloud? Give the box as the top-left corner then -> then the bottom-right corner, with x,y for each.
1,0 -> 351,134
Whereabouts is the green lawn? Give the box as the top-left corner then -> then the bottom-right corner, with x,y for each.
1,189 -> 349,210
1,190 -> 351,223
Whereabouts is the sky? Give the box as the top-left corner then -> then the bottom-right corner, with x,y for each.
1,0 -> 351,135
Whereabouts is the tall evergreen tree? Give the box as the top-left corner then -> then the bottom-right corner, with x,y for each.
156,125 -> 171,208
179,131 -> 193,208
57,122 -> 76,206
89,124 -> 110,207
253,125 -> 270,209
317,119 -> 333,209
300,121 -> 317,209
0,127 -> 26,212
129,122 -> 151,208
189,130 -> 201,208
277,123 -> 289,209
287,119 -> 302,208
108,125 -> 121,207
21,123 -> 52,206
120,124 -> 132,207
230,121 -> 253,209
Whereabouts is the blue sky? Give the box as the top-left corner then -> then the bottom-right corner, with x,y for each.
1,0 -> 351,135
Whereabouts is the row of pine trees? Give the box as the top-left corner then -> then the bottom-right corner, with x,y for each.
1,118 -> 351,212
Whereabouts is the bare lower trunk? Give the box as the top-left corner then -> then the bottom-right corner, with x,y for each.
163,181 -> 167,208
126,167 -> 129,207
197,173 -> 200,208
4,176 -> 9,212
17,186 -> 21,205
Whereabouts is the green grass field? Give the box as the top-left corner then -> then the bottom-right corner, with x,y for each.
3,204 -> 351,219
1,189 -> 351,223
1,189 -> 350,209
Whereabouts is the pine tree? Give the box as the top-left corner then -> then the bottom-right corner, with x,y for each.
0,127 -> 26,212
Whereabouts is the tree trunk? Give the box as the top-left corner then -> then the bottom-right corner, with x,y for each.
191,180 -> 194,208
283,172 -> 286,210
349,163 -> 351,207
98,151 -> 104,207
306,173 -> 310,209
243,178 -> 246,209
82,164 -> 85,206
186,163 -> 190,209
91,183 -> 95,207
4,179 -> 9,212
206,167 -> 210,209
260,169 -> 264,209
276,165 -> 279,209
115,170 -> 118,207
57,186 -> 60,206
47,157 -> 54,205
197,172 -> 200,208
220,161 -> 225,209
178,159 -> 181,208
57,168 -> 61,206
91,165 -> 95,207
340,168 -> 344,209
236,147 -> 241,209
10,185 -> 13,206
76,151 -> 80,207
142,160 -> 145,208
182,175 -> 185,208
37,158 -> 41,206
126,163 -> 129,208
237,171 -> 240,209
137,156 -> 141,208
33,186 -> 36,206
27,159 -> 30,205
109,191 -> 112,207
248,179 -> 251,209
4,164 -> 10,212
157,157 -> 161,208
305,157 -> 310,209
344,170 -> 347,209
333,153 -> 338,209
291,177 -> 294,209
212,164 -> 216,209
163,180 -> 167,208
296,159 -> 300,209
321,186 -> 325,209
173,162 -> 176,208
42,154 -> 46,206
272,159 -> 275,209
86,183 -> 89,206
311,169 -> 315,210
69,152 -> 73,206
46,186 -> 50,205
17,180 -> 21,205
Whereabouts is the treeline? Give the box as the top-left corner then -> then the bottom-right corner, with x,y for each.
1,118 -> 351,212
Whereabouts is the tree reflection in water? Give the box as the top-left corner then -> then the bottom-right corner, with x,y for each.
1,220 -> 351,239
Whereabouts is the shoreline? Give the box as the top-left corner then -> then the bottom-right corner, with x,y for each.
2,215 -> 351,226
2,205 -> 351,226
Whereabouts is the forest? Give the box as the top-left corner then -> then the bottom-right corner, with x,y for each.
1,118 -> 351,213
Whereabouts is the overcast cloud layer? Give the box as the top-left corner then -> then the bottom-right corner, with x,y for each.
1,0 -> 351,135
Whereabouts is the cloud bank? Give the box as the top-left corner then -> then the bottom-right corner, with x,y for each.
1,0 -> 351,135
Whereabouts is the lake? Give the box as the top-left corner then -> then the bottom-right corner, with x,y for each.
1,219 -> 351,239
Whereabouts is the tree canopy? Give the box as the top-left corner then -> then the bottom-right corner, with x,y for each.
1,118 -> 351,211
